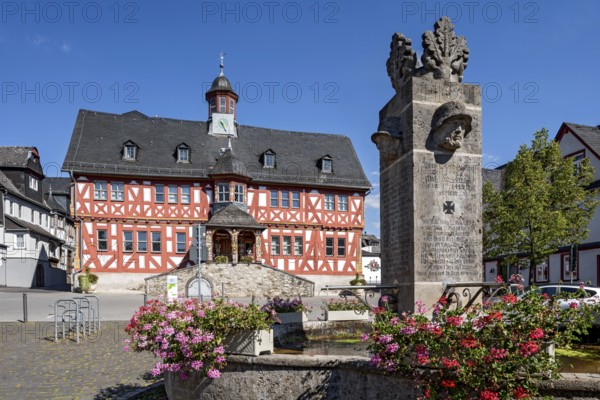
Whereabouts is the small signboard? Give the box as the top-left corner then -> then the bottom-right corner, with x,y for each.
167,275 -> 178,301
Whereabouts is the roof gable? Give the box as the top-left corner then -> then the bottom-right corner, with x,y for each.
556,122 -> 600,161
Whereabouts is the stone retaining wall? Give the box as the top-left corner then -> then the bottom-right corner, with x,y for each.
164,355 -> 600,400
145,263 -> 314,298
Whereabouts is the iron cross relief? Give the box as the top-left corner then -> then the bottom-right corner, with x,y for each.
443,201 -> 455,215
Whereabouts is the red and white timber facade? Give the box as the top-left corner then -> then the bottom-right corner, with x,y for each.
64,67 -> 371,290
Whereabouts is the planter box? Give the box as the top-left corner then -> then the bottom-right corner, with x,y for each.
277,312 -> 308,324
326,310 -> 370,321
223,329 -> 273,356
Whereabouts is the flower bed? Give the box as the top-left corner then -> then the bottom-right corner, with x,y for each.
365,275 -> 600,399
326,298 -> 370,312
261,296 -> 311,324
124,297 -> 275,380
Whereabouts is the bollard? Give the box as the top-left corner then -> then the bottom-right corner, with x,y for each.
23,293 -> 28,323
143,293 -> 147,306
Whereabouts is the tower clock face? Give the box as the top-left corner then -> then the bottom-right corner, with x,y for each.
210,113 -> 235,135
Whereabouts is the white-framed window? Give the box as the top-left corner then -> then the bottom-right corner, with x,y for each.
535,260 -> 549,283
176,232 -> 186,253
281,192 -> 289,208
229,99 -> 235,115
270,191 -> 279,207
219,96 -> 226,112
16,234 -> 25,249
111,182 -> 124,201
337,238 -> 346,257
155,184 -> 164,203
234,184 -> 245,203
338,195 -> 348,211
181,186 -> 191,204
294,237 -> 303,256
324,194 -> 335,211
322,158 -> 332,173
209,98 -> 216,115
217,183 -> 230,202
283,236 -> 292,256
562,252 -> 578,281
124,144 -> 137,160
97,230 -> 108,251
168,185 -> 178,204
94,182 -> 107,200
151,232 -> 161,252
292,191 -> 300,208
29,176 -> 38,190
264,152 -> 275,168
271,237 -> 280,256
137,231 -> 147,252
325,237 -> 334,256
178,147 -> 190,163
123,231 -> 133,252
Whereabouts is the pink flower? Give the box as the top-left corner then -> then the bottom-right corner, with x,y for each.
378,334 -> 393,344
580,282 -> 585,289
390,317 -> 400,326
360,333 -> 370,341
207,368 -> 221,379
441,357 -> 460,368
519,341 -> 539,357
502,294 -> 518,304
529,328 -> 544,340
191,360 -> 203,370
446,316 -> 464,326
386,343 -> 400,354
570,302 -> 578,309
495,275 -> 503,283
490,348 -> 507,359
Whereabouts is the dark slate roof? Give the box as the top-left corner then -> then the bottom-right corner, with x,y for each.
206,204 -> 264,229
62,110 -> 371,190
482,167 -> 506,191
0,146 -> 44,176
564,123 -> 600,156
210,148 -> 252,179
207,75 -> 235,94
5,215 -> 62,242
44,177 -> 71,195
0,170 -> 52,211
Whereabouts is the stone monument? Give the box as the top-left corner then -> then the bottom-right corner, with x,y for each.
372,17 -> 482,313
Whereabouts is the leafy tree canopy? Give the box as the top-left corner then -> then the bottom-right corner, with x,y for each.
483,129 -> 598,284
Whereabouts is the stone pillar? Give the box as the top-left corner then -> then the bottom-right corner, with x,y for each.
255,235 -> 262,262
372,17 -> 482,314
231,230 -> 239,265
206,230 -> 214,262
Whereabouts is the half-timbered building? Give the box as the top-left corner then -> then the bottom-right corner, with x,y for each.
62,67 -> 371,290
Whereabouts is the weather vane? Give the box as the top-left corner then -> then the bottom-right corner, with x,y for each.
219,52 -> 225,76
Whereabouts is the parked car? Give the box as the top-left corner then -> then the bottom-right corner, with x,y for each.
523,284 -> 600,325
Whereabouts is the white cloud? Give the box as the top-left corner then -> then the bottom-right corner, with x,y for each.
371,182 -> 380,188
61,42 -> 72,53
364,193 -> 380,209
370,170 -> 380,176
31,35 -> 46,46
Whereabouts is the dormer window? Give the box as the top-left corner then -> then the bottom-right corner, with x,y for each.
123,142 -> 137,161
262,150 -> 276,168
321,156 -> 333,174
29,176 -> 39,191
177,145 -> 190,163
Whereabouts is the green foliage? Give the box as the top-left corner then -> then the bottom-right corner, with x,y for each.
483,129 -> 598,283
326,298 -> 370,311
87,273 -> 99,284
240,256 -> 253,264
214,255 -> 229,263
350,272 -> 367,286
366,276 -> 600,399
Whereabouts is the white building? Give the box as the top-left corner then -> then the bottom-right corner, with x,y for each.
484,123 -> 600,286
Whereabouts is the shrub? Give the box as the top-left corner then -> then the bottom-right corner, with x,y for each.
326,298 -> 370,311
214,255 -> 229,263
365,275 -> 600,399
350,272 -> 367,286
240,256 -> 253,264
262,296 -> 311,314
124,297 -> 276,380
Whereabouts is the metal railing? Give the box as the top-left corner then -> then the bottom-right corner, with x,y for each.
320,284 -> 399,312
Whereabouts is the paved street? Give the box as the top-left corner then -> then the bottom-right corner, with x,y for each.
0,287 -> 366,399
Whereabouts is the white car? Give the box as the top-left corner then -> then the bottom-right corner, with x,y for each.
527,285 -> 600,325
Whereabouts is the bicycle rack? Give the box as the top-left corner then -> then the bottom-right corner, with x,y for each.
53,296 -> 101,343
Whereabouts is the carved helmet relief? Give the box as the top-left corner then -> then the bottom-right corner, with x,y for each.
387,16 -> 469,91
431,101 -> 472,151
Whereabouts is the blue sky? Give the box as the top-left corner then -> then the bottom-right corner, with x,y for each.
2,1 -> 599,236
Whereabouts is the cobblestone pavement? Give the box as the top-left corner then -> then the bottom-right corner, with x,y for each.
0,321 -> 158,400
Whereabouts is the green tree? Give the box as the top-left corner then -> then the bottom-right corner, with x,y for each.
483,129 -> 598,285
